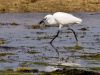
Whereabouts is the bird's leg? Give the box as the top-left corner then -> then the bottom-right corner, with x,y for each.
68,27 -> 78,42
50,30 -> 60,44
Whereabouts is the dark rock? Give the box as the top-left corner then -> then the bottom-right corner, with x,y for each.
78,27 -> 88,31
31,69 -> 39,73
44,68 -> 100,75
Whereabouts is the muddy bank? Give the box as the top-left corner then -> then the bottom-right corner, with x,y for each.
0,0 -> 100,12
43,68 -> 100,75
0,68 -> 100,75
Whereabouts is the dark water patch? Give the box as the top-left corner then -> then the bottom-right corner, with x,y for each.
23,36 -> 31,39
36,32 -> 46,35
0,22 -> 19,26
78,27 -> 89,31
0,46 -> 18,53
0,46 -> 17,49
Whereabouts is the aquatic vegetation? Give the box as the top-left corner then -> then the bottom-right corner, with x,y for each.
64,45 -> 84,50
5,68 -> 14,72
0,71 -> 33,75
74,45 -> 84,50
27,50 -> 40,54
16,67 -> 38,73
37,35 -> 52,40
92,54 -> 100,60
0,59 -> 8,62
41,68 -> 100,75
11,22 -> 19,26
81,54 -> 100,60
16,67 -> 32,72
0,68 -> 99,75
0,38 -> 6,46
90,67 -> 100,71
31,25 -> 41,29
0,22 -> 19,26
0,52 -> 14,57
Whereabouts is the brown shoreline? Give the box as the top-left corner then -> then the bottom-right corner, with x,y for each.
0,0 -> 100,13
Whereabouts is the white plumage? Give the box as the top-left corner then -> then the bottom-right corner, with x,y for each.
44,12 -> 82,29
39,12 -> 82,44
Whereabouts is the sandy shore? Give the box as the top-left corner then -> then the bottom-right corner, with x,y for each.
0,0 -> 100,12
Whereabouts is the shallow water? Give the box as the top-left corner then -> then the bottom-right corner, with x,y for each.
0,13 -> 100,72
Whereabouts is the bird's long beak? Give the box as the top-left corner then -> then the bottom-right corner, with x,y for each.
39,18 -> 46,25
39,18 -> 46,29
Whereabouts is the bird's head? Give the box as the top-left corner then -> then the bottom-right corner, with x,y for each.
38,14 -> 54,29
39,17 -> 46,25
38,16 -> 47,29
39,14 -> 57,28
39,14 -> 53,25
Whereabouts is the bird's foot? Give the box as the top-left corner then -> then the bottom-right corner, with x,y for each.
50,41 -> 53,45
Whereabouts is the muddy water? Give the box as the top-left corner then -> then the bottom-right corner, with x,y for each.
0,13 -> 100,72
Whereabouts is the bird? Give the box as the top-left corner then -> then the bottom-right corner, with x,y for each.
39,12 -> 82,44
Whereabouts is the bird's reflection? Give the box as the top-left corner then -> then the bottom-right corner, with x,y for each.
50,43 -> 60,58
50,43 -> 78,63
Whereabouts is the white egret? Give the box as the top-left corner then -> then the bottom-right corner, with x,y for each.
39,12 -> 82,44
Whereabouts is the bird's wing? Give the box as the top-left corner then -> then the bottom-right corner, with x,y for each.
53,12 -> 82,25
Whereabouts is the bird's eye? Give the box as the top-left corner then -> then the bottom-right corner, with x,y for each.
44,17 -> 47,20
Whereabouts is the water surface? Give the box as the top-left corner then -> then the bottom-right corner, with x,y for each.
0,13 -> 100,72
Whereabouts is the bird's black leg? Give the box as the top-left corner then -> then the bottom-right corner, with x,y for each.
50,30 -> 60,44
68,27 -> 78,42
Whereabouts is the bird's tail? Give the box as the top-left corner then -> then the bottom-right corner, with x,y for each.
76,18 -> 82,24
